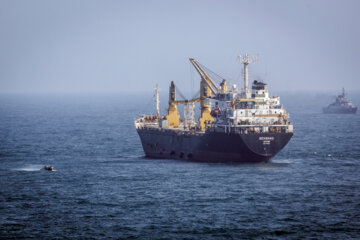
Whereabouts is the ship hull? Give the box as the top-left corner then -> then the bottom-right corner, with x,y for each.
323,106 -> 357,114
136,128 -> 293,163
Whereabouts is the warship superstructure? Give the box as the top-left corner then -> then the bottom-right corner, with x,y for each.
135,55 -> 293,163
323,88 -> 357,114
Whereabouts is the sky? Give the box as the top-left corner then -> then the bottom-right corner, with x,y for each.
0,0 -> 359,94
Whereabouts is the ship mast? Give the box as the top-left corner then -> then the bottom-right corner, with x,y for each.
238,53 -> 258,98
155,84 -> 160,117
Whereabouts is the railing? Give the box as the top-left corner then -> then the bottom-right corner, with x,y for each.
210,124 -> 293,134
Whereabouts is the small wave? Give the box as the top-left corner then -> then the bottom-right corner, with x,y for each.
113,155 -> 145,159
271,159 -> 293,164
99,155 -> 145,164
254,161 -> 292,169
102,155 -> 145,162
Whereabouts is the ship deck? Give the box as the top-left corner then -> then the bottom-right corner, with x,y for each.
135,120 -> 293,135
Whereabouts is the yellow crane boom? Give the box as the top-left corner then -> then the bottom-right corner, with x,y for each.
165,59 -> 223,130
189,58 -> 220,130
189,58 -> 219,94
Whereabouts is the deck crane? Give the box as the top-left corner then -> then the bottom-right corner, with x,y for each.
166,81 -> 200,127
189,58 -> 229,130
165,58 -> 228,130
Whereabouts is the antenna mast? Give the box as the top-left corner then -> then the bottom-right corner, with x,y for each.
238,53 -> 258,98
155,84 -> 160,117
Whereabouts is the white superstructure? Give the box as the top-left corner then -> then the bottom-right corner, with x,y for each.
212,80 -> 290,127
210,54 -> 291,129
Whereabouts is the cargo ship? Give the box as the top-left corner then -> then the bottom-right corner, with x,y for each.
134,54 -> 293,163
323,88 -> 357,114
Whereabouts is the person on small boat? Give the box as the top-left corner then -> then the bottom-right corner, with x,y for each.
44,165 -> 54,171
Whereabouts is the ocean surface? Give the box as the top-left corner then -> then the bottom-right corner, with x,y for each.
1,92 -> 359,239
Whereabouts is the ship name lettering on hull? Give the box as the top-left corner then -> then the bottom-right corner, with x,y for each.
259,136 -> 274,145
259,137 -> 274,141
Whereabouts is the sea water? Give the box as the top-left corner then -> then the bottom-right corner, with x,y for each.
0,92 -> 359,239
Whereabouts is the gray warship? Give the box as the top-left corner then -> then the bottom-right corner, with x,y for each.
323,88 -> 357,114
134,55 -> 293,163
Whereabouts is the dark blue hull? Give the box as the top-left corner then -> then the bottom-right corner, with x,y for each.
323,106 -> 357,114
137,128 -> 293,163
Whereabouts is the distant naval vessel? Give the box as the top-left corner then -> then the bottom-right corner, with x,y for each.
134,54 -> 294,163
323,88 -> 357,114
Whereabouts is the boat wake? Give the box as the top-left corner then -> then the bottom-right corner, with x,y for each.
14,164 -> 44,172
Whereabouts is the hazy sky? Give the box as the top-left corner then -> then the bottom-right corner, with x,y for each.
1,0 -> 359,94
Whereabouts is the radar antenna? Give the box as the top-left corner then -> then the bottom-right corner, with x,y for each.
238,53 -> 258,97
